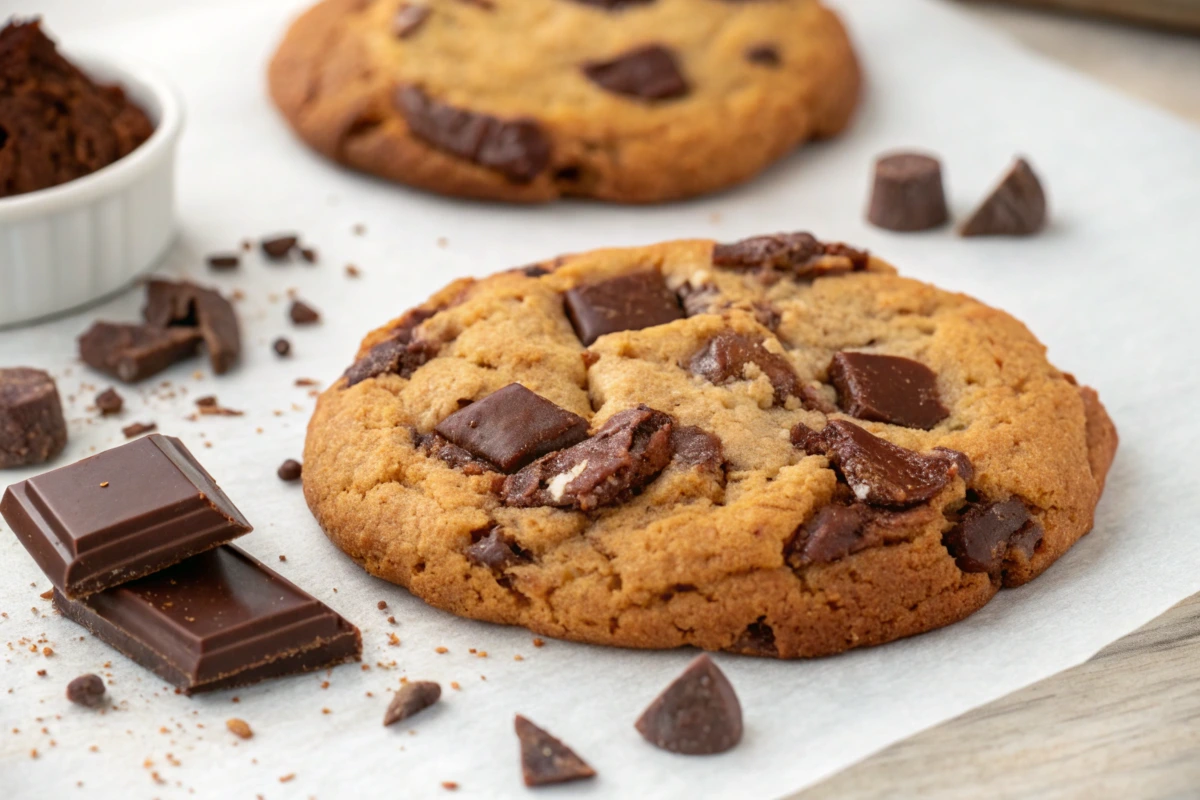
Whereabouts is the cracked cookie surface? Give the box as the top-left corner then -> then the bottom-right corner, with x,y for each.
303,234 -> 1117,658
267,0 -> 860,203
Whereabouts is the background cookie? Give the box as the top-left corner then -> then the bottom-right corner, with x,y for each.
303,234 -> 1116,658
268,0 -> 860,203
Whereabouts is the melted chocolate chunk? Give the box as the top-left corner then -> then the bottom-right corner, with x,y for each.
635,654 -> 742,755
583,45 -> 689,100
465,527 -> 528,570
66,674 -> 106,708
867,152 -> 949,232
343,308 -> 439,387
515,715 -> 596,787
383,681 -> 441,726
943,498 -> 1042,575
416,432 -> 497,475
745,43 -> 781,67
793,420 -> 962,508
960,157 -> 1047,237
712,233 -> 867,280
689,331 -> 801,407
670,425 -> 724,472
731,619 -> 778,657
502,406 -> 673,511
396,86 -> 551,183
143,279 -> 241,375
0,368 -> 67,469
829,352 -> 949,430
78,322 -> 202,383
393,4 -> 431,37
435,384 -> 589,473
563,271 -> 683,346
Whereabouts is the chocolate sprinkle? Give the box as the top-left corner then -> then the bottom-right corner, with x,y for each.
690,331 -> 802,407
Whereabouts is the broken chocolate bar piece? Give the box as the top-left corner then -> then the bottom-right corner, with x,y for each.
78,322 -> 202,383
0,368 -> 67,469
143,279 -> 242,375
0,434 -> 252,598
53,546 -> 361,694
635,654 -> 743,755
515,715 -> 596,787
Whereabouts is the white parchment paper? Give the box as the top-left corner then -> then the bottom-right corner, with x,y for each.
2,1 -> 1199,797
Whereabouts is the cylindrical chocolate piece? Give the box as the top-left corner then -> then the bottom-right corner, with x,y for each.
867,152 -> 949,232
0,367 -> 67,468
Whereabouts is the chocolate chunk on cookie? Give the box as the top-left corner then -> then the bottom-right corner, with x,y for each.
960,157 -> 1047,237
344,308 -> 440,387
690,331 -> 801,407
502,406 -> 673,511
583,45 -> 689,101
465,527 -> 528,570
670,425 -> 724,472
635,654 -> 742,755
713,232 -> 868,279
436,384 -> 589,472
564,271 -> 683,345
944,498 -> 1043,575
393,4 -> 431,38
829,352 -> 948,429
746,43 -> 782,67
0,368 -> 67,469
515,715 -> 596,787
867,152 -> 949,232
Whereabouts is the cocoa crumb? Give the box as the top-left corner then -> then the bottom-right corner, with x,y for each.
388,634 -> 400,647
39,590 -> 53,600
226,718 -> 252,739
442,781 -> 458,791
533,638 -> 545,648
279,555 -> 287,562
435,647 -> 448,654
345,264 -> 360,278
279,773 -> 295,783
377,601 -> 387,610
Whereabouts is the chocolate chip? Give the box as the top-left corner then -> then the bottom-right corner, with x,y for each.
65,674 -> 106,708
514,715 -> 596,787
583,44 -> 689,101
792,419 -> 960,508
273,338 -> 292,357
635,654 -> 742,755
289,300 -> 321,325
383,681 -> 441,726
299,247 -> 318,264
207,253 -> 240,271
829,352 -> 949,430
670,425 -> 724,472
465,527 -> 528,570
944,498 -> 1042,575
435,384 -> 589,473
395,86 -> 551,183
393,4 -> 430,38
731,619 -> 778,657
277,459 -> 303,482
563,271 -> 683,346
143,279 -> 242,375
745,43 -> 781,67
690,331 -> 801,407
933,446 -> 975,485
94,387 -> 123,416
121,421 -> 156,439
78,322 -> 202,383
502,406 -> 673,511
960,157 -> 1047,237
0,368 -> 66,469
261,235 -> 298,260
867,152 -> 949,232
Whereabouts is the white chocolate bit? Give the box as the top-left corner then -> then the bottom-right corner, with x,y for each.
548,460 -> 589,501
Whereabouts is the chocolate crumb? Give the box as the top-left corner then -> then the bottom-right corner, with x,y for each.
95,387 -> 123,415
261,235 -> 298,261
377,601 -> 387,610
273,338 -> 292,357
289,300 -> 321,325
278,555 -> 287,562
299,248 -> 317,264
345,264 -> 360,278
226,718 -> 253,739
121,422 -> 156,439
207,254 -> 240,271
277,459 -> 303,482
66,674 -> 106,708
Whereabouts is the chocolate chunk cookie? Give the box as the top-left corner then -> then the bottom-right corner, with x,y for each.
303,234 -> 1117,658
268,0 -> 860,203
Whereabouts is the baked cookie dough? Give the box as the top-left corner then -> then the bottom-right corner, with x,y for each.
268,0 -> 860,203
303,233 -> 1117,658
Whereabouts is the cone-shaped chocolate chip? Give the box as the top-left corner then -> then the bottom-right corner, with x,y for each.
514,715 -> 596,786
635,654 -> 743,755
867,152 -> 949,232
960,157 -> 1046,237
383,681 -> 441,726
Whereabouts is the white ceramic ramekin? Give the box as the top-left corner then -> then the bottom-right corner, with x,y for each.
0,55 -> 184,328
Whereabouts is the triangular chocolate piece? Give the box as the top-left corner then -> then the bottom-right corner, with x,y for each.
960,157 -> 1047,237
514,715 -> 596,787
635,654 -> 743,755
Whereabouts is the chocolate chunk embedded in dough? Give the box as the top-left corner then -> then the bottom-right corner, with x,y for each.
583,45 -> 689,100
943,498 -> 1043,575
635,654 -> 742,755
829,351 -> 949,430
563,271 -> 684,346
690,331 -> 802,407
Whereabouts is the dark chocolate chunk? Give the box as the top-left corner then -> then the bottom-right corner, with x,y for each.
0,368 -> 67,469
712,232 -> 867,281
789,504 -> 872,566
829,352 -> 949,430
195,396 -> 242,416
94,387 -> 123,416
261,234 -> 298,260
206,253 -> 240,271
515,715 -> 596,787
933,446 -> 975,485
121,421 -> 156,438
65,674 -> 106,708
690,331 -> 802,407
943,498 -> 1042,575
465,527 -> 527,570
289,300 -> 321,325
792,419 -> 961,508
0,433 -> 252,598
383,680 -> 441,726
635,654 -> 742,755
502,406 -> 673,511
416,431 -> 498,476
563,271 -> 683,346
670,425 -> 724,472
960,157 -> 1047,237
273,337 -> 292,357
745,43 -> 781,67
676,281 -> 720,318
435,383 -> 589,472
394,4 -> 431,37
277,459 -> 303,482
731,619 -> 778,657
143,279 -> 242,375
53,546 -> 361,694
867,152 -> 949,232
396,86 -> 551,183
583,45 -> 689,100
78,322 -> 202,383
344,307 -> 440,388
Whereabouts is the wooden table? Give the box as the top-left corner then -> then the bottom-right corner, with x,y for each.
797,7 -> 1200,798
